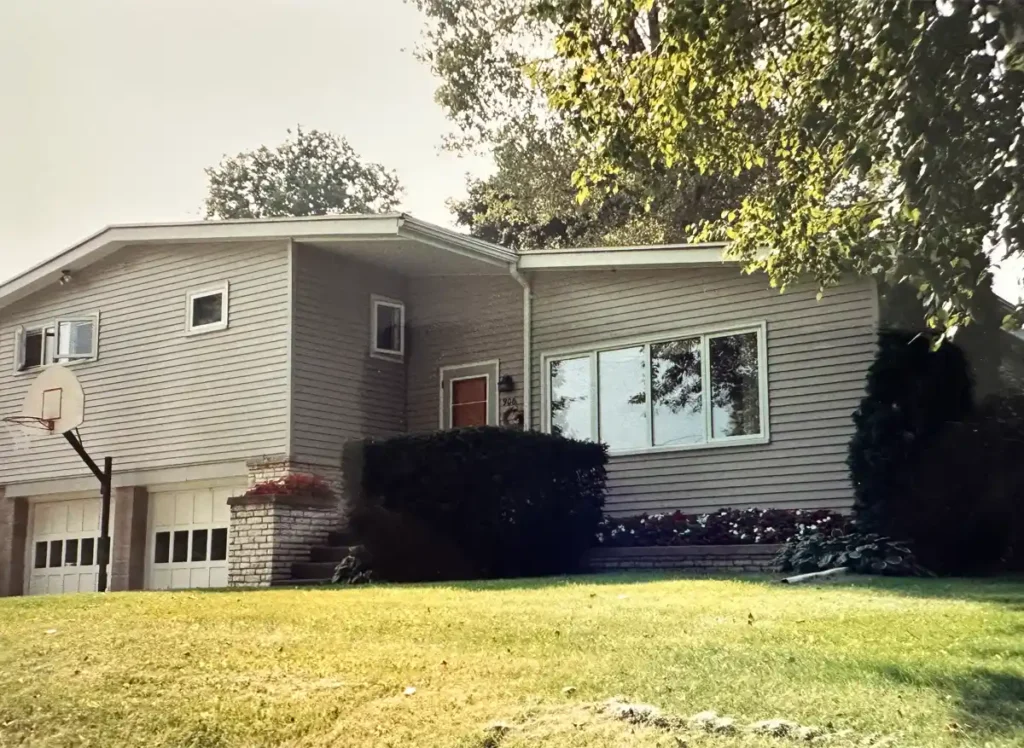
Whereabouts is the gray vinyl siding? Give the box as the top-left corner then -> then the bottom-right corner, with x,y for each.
289,245 -> 407,467
530,267 -> 877,515
0,241 -> 291,484
406,275 -> 523,433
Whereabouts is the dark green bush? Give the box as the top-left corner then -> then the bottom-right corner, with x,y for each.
774,533 -> 930,577
341,427 -> 608,581
898,393 -> 1024,573
848,331 -> 1024,574
848,331 -> 973,533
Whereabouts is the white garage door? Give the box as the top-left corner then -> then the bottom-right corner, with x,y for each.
146,485 -> 236,590
27,498 -> 102,596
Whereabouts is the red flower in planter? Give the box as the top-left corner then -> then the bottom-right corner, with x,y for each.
244,473 -> 335,500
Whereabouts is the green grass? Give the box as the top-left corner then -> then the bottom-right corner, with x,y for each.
0,575 -> 1022,747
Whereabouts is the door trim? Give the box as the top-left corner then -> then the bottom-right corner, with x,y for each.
438,360 -> 499,429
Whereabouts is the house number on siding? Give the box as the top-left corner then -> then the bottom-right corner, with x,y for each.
500,396 -> 518,407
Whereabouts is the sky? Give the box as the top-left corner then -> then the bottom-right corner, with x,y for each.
0,0 -> 492,284
0,0 -> 1021,302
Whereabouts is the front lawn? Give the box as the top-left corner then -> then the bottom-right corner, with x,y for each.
0,575 -> 1021,747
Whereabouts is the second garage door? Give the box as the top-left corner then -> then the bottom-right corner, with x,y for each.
146,485 -> 238,590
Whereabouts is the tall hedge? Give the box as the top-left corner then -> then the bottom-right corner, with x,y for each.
848,331 -> 1024,573
848,331 -> 973,533
342,427 -> 608,581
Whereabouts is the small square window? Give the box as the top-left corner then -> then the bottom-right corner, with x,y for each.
371,295 -> 404,357
15,315 -> 98,372
16,326 -> 55,371
55,319 -> 97,362
186,283 -> 229,334
22,329 -> 44,369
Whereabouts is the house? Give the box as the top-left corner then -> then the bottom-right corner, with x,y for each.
0,214 -> 877,596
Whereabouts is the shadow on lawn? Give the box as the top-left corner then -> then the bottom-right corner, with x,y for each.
879,663 -> 1024,738
849,576 -> 1024,611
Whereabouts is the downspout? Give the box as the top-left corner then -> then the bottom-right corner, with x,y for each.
509,264 -> 532,430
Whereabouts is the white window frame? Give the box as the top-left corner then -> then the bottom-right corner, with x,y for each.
12,312 -> 100,374
185,282 -> 230,335
541,321 -> 770,456
370,294 -> 405,359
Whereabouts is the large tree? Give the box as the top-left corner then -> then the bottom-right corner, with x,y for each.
204,127 -> 402,219
525,0 -> 1024,331
415,0 -> 760,249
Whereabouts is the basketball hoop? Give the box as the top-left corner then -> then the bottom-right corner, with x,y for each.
3,365 -> 114,593
1,415 -> 55,432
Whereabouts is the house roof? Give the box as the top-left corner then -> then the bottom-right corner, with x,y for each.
0,214 -> 733,312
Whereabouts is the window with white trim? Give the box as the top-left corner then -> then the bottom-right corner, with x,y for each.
546,325 -> 767,453
186,282 -> 229,334
371,295 -> 405,357
15,314 -> 99,372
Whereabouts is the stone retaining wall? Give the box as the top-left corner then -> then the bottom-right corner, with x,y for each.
227,494 -> 340,586
586,544 -> 782,573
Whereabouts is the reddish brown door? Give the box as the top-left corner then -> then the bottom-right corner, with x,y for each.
451,377 -> 488,427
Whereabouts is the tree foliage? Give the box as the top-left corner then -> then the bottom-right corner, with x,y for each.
414,0 -> 758,249
529,0 -> 1024,330
204,127 -> 402,219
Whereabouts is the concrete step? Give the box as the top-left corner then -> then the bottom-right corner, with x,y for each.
291,560 -> 339,580
271,577 -> 330,587
310,545 -> 352,563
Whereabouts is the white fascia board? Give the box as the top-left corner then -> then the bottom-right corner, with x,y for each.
0,215 -> 407,312
398,215 -> 517,266
516,244 -> 734,270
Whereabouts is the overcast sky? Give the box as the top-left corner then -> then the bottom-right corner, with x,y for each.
0,0 -> 492,284
1,0 -> 1021,301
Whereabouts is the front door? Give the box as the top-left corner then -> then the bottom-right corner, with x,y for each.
451,377 -> 488,427
440,361 -> 499,429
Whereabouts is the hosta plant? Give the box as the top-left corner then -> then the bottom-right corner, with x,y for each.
774,533 -> 931,577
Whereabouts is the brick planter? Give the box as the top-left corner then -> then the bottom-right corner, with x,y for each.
586,544 -> 783,573
227,494 -> 340,587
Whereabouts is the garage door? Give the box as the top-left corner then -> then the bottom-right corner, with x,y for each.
146,486 -> 237,590
27,498 -> 102,595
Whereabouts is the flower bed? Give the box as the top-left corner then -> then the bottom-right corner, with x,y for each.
595,508 -> 851,547
243,473 -> 335,500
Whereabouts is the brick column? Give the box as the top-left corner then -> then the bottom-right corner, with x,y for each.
0,488 -> 29,597
227,494 -> 340,587
110,486 -> 148,592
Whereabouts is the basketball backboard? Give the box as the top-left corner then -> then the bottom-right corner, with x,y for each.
5,365 -> 85,435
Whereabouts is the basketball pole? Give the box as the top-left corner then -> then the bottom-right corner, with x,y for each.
63,432 -> 113,593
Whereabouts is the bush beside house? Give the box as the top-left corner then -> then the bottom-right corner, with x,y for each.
341,427 -> 607,581
848,331 -> 1024,575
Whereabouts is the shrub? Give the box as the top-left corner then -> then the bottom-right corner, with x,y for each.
595,508 -> 851,547
848,331 -> 973,533
848,329 -> 1024,574
342,427 -> 608,581
774,533 -> 930,577
244,473 -> 334,500
892,393 -> 1024,574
